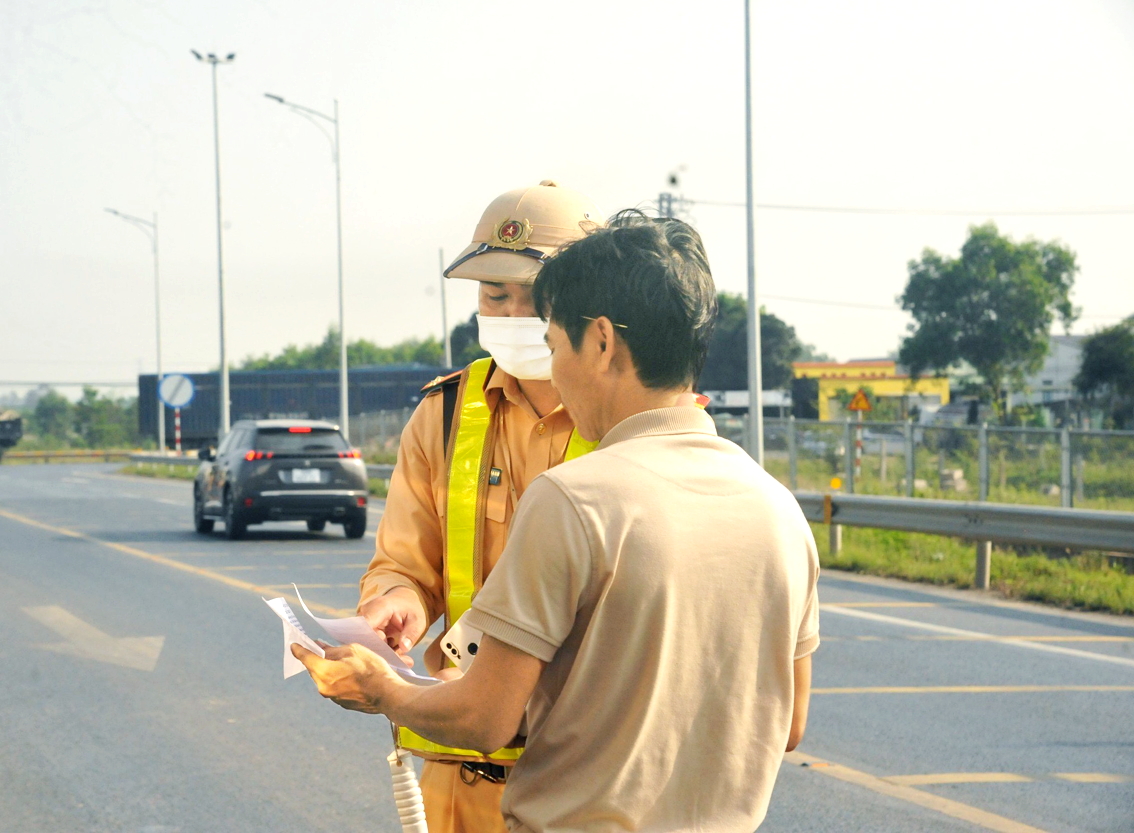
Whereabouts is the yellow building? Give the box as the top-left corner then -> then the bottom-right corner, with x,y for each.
792,360 -> 950,421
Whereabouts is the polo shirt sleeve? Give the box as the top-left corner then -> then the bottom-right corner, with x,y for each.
795,527 -> 821,660
465,474 -> 592,663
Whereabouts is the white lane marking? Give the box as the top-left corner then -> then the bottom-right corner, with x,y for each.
823,605 -> 1134,669
22,605 -> 165,672
156,498 -> 182,506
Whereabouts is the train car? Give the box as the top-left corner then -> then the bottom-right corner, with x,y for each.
0,410 -> 23,461
138,363 -> 450,449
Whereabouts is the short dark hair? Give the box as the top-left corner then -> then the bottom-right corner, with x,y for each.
532,210 -> 717,389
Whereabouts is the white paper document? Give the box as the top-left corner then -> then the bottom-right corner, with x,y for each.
263,596 -> 325,679
264,585 -> 439,686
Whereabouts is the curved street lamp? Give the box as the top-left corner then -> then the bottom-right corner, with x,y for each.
192,50 -> 235,438
264,92 -> 349,439
105,208 -> 164,452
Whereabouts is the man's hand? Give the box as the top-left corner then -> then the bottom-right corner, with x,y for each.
291,642 -> 404,715
359,587 -> 427,657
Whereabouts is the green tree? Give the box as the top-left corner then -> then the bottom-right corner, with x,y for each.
32,390 -> 74,441
238,325 -> 444,371
698,293 -> 804,390
449,313 -> 490,367
1075,318 -> 1134,428
898,222 -> 1078,420
73,387 -> 139,448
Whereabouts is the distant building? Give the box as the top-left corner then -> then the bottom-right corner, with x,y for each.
791,359 -> 950,421
701,389 -> 792,417
1017,335 -> 1084,408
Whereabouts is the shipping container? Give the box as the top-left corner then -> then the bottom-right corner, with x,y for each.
138,364 -> 451,449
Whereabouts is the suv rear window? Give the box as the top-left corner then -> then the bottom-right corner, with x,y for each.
254,428 -> 350,454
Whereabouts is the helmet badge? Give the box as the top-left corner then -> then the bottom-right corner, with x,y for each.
493,218 -> 533,250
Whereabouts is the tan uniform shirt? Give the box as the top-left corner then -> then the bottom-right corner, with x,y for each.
358,365 -> 575,644
467,407 -> 821,832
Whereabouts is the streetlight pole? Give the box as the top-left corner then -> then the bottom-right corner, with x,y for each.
264,92 -> 349,439
439,248 -> 452,367
105,208 -> 164,453
192,50 -> 235,438
743,0 -> 765,466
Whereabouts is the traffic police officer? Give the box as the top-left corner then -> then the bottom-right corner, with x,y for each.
357,181 -> 603,833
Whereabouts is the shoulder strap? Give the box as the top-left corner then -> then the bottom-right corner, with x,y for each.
442,382 -> 459,456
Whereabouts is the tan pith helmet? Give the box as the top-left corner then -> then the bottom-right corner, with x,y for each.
444,180 -> 604,285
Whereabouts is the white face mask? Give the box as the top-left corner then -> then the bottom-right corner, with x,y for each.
477,315 -> 552,380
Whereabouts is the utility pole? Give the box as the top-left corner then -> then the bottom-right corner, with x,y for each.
743,0 -> 765,465
192,50 -> 236,438
105,208 -> 163,452
439,248 -> 452,367
264,92 -> 349,437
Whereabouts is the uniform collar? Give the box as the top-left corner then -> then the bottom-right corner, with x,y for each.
485,363 -> 567,422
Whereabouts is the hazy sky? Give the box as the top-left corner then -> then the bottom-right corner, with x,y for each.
3,0 -> 1133,400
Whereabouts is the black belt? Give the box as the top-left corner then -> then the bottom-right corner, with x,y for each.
460,761 -> 509,784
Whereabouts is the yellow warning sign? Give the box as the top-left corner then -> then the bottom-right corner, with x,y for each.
847,389 -> 872,412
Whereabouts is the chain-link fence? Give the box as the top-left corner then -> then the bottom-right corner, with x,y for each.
349,408 -> 413,460
721,416 -> 1134,510
354,408 -> 1134,509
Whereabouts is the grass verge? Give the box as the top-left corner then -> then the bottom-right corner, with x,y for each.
815,523 -> 1134,616
119,462 -> 197,480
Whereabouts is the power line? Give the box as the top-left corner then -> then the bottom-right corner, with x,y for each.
761,294 -> 902,312
0,381 -> 137,388
689,199 -> 1134,217
760,294 -> 1123,321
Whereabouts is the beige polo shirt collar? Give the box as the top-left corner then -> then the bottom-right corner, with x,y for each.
598,406 -> 717,450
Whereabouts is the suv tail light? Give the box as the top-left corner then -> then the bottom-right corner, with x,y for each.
337,449 -> 362,459
288,426 -> 313,433
244,450 -> 275,461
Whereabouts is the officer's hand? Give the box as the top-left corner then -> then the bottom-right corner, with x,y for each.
359,587 -> 427,658
291,642 -> 402,714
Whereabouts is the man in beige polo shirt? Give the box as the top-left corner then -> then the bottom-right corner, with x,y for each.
295,210 -> 820,832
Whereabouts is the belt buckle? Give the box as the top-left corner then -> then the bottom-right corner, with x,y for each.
460,761 -> 508,785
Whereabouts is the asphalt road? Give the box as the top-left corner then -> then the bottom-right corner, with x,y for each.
1,463 -> 1131,832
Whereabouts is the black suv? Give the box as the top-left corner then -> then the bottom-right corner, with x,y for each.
194,419 -> 368,540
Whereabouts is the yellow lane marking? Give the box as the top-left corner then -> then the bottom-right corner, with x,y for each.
813,685 -> 1134,694
824,602 -> 939,608
785,751 -> 1050,833
0,507 -> 356,618
886,773 -> 1033,786
1053,773 -> 1131,783
215,564 -> 368,572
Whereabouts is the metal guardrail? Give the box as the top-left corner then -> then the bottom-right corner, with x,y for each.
127,453 -> 395,480
117,455 -> 1134,555
795,491 -> 1134,554
4,449 -> 135,462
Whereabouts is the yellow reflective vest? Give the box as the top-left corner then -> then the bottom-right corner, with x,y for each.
397,358 -> 597,763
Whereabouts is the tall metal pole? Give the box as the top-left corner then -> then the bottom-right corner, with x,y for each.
743,0 -> 765,466
152,211 -> 164,453
193,51 -> 235,438
211,60 -> 230,437
104,208 -> 164,452
333,99 -> 348,438
439,248 -> 452,367
264,92 -> 348,437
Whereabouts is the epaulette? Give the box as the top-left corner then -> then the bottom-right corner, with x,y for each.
420,369 -> 463,397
